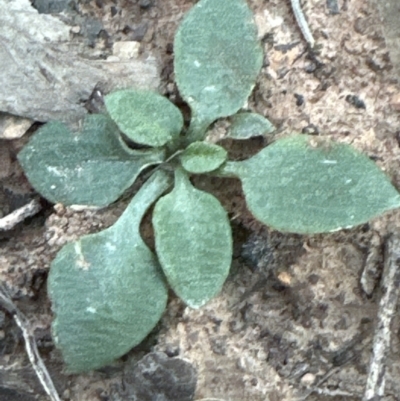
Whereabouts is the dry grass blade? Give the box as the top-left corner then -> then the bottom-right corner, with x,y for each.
363,234 -> 400,400
0,285 -> 61,401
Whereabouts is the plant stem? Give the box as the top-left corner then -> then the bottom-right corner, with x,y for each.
210,161 -> 242,179
115,170 -> 173,232
184,116 -> 210,145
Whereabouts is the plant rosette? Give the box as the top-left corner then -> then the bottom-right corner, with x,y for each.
18,0 -> 400,372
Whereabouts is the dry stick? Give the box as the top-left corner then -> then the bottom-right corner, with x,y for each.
290,0 -> 315,47
0,199 -> 42,231
311,387 -> 356,397
363,234 -> 400,401
0,286 -> 61,401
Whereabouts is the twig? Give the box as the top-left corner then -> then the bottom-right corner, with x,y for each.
311,387 -> 356,397
360,233 -> 384,296
363,234 -> 400,401
290,0 -> 315,47
0,199 -> 42,231
0,285 -> 61,401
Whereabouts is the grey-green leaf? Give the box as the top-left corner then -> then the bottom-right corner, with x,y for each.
105,90 -> 183,147
18,115 -> 165,207
48,171 -> 172,373
174,0 -> 263,138
180,141 -> 227,174
225,135 -> 400,234
228,112 -> 275,139
153,169 -> 232,308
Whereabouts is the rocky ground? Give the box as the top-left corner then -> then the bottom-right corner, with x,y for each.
1,0 -> 400,400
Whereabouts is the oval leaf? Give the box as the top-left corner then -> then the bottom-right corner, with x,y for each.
18,115 -> 165,207
153,169 -> 232,308
228,135 -> 400,233
174,0 -> 263,136
48,171 -> 172,372
180,141 -> 227,174
105,90 -> 183,147
228,112 -> 275,139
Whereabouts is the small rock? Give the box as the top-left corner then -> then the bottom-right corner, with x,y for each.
300,373 -> 316,386
110,6 -> 118,17
294,93 -> 304,106
112,352 -> 197,401
345,94 -> 366,110
277,271 -> 292,286
0,1 -> 159,125
32,0 -> 70,14
113,41 -> 141,60
70,26 -> 81,34
139,0 -> 154,9
0,113 -> 33,139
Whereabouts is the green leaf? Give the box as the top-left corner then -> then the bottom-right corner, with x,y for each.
48,171 -> 172,373
153,169 -> 232,308
105,90 -> 183,147
180,141 -> 227,174
228,112 -> 275,139
224,135 -> 400,234
174,0 -> 263,139
18,115 -> 165,207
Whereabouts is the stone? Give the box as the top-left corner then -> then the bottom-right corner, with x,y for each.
139,0 -> 153,9
0,0 -> 159,126
112,41 -> 141,60
300,373 -> 316,386
112,352 -> 197,401
32,0 -> 71,14
0,113 -> 33,139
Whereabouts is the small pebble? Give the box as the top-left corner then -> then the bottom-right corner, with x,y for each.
294,93 -> 304,106
345,94 -> 366,109
112,352 -> 197,401
70,26 -> 80,34
302,124 -> 319,135
277,271 -> 292,286
139,0 -> 153,9
304,63 -> 317,73
301,372 -> 316,386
